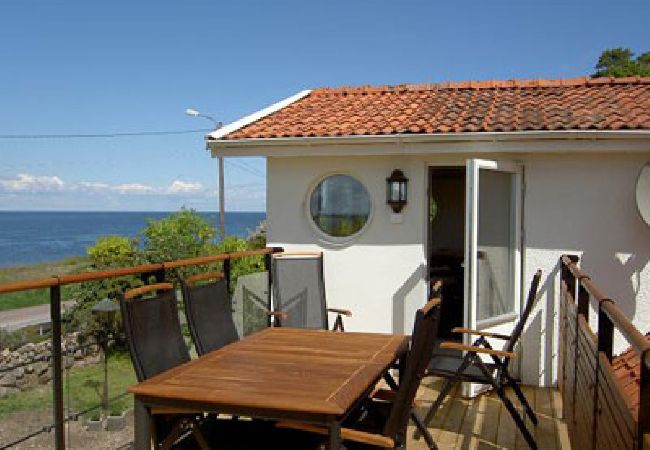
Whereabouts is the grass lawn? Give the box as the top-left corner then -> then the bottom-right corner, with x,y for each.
0,351 -> 136,419
0,258 -> 88,311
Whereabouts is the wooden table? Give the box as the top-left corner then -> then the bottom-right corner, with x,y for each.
128,327 -> 409,449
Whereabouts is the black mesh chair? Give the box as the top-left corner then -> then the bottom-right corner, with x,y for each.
274,297 -> 443,449
120,283 -> 209,450
180,271 -> 239,356
415,270 -> 543,450
271,252 -> 351,331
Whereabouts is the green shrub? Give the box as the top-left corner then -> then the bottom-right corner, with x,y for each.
140,208 -> 218,281
87,236 -> 139,268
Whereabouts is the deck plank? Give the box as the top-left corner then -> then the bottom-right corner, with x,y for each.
551,389 -> 572,450
534,386 -> 559,450
408,384 -> 569,450
496,388 -> 517,449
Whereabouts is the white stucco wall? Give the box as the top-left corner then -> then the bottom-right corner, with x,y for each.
266,155 -> 428,335
520,153 -> 650,386
266,150 -> 650,387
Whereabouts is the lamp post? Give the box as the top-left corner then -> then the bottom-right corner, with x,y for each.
186,108 -> 226,240
91,298 -> 119,419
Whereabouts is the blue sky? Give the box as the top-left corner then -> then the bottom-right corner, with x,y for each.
0,0 -> 648,211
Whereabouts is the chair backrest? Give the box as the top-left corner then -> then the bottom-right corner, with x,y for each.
271,252 -> 327,329
502,270 -> 543,356
383,297 -> 442,441
120,283 -> 190,382
181,272 -> 239,356
232,271 -> 270,336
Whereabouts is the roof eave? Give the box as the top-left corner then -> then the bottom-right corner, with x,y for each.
207,130 -> 650,157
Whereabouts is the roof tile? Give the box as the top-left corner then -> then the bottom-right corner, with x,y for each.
222,77 -> 650,140
611,333 -> 650,420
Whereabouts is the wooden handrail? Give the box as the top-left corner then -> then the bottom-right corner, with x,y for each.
0,247 -> 282,295
561,255 -> 650,362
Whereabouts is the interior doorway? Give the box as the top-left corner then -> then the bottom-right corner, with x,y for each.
427,167 -> 465,341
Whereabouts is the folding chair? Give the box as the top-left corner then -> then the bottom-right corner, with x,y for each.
120,283 -> 209,450
415,270 -> 543,450
180,271 -> 239,356
271,252 -> 351,330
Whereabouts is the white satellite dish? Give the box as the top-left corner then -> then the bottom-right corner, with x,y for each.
636,163 -> 650,227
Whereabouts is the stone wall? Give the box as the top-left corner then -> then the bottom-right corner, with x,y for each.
0,332 -> 101,398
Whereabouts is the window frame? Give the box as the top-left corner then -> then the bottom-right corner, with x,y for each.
304,172 -> 374,246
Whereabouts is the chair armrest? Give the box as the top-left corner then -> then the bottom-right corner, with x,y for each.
276,421 -> 394,449
327,307 -> 352,317
184,271 -> 224,286
266,310 -> 288,319
439,341 -> 516,359
124,283 -> 174,300
372,388 -> 422,407
451,327 -> 511,340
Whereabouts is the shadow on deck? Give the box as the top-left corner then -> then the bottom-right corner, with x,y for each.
408,380 -> 571,450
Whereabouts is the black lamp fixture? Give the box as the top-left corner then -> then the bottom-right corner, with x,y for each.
92,297 -> 120,325
386,169 -> 408,213
91,298 -> 119,419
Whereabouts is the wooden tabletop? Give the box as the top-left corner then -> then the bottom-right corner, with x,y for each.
128,327 -> 408,421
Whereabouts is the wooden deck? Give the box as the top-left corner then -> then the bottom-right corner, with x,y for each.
408,380 -> 572,450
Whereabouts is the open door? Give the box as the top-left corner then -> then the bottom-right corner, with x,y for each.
464,159 -> 522,348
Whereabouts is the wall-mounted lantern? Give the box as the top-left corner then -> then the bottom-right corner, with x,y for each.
386,169 -> 408,213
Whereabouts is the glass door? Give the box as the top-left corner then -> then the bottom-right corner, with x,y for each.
464,159 -> 522,338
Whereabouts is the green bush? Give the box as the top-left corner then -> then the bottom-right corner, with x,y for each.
140,208 -> 218,281
141,208 -> 215,264
64,209 -> 268,338
87,236 -> 139,268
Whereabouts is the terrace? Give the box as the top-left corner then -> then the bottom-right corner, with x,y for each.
0,248 -> 647,450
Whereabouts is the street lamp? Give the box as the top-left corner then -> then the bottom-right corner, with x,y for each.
186,108 -> 226,240
91,298 -> 119,420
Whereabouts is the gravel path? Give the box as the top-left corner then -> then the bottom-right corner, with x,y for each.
0,301 -> 75,331
0,409 -> 134,449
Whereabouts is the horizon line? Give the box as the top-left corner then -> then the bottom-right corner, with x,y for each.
0,209 -> 266,214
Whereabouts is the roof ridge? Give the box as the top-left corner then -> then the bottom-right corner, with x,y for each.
312,76 -> 650,95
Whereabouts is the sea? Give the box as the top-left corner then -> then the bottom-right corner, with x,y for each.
0,211 -> 266,268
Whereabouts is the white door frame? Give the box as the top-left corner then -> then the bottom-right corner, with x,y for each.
464,159 -> 523,336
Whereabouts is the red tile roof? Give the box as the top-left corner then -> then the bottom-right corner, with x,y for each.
222,77 -> 650,140
611,333 -> 650,420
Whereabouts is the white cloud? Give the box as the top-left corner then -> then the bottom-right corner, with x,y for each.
78,181 -> 110,190
0,173 -> 204,197
0,173 -> 65,192
111,183 -> 155,194
0,173 -> 265,211
167,180 -> 202,193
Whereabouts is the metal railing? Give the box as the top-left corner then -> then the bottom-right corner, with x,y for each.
559,255 -> 650,450
0,246 -> 283,450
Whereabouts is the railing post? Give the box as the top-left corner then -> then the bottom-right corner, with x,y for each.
561,254 -> 579,302
264,252 -> 273,328
577,280 -> 590,320
638,351 -> 650,450
50,282 -> 65,450
597,301 -> 615,362
223,258 -> 231,294
153,268 -> 166,283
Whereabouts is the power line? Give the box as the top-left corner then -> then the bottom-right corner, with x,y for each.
0,128 -> 211,140
227,160 -> 265,178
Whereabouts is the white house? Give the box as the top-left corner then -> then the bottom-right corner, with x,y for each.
207,77 -> 650,387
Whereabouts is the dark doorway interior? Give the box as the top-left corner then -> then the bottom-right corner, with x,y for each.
428,167 -> 465,340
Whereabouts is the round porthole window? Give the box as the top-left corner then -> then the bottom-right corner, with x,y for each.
309,174 -> 372,238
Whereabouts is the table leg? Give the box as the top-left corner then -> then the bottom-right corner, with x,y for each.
328,421 -> 342,449
134,397 -> 151,450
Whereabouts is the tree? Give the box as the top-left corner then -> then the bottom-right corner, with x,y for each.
593,48 -> 650,77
